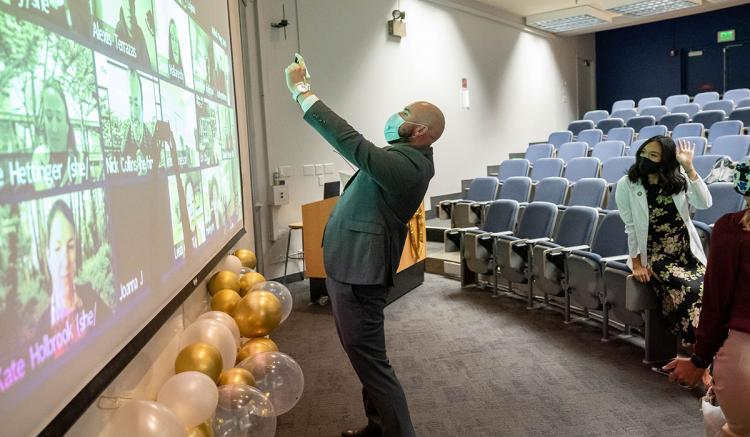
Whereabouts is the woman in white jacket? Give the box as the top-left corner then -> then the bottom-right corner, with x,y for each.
615,135 -> 712,347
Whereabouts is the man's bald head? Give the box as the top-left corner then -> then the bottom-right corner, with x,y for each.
399,101 -> 445,147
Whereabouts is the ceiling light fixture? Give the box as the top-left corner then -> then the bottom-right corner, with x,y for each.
601,0 -> 702,17
526,5 -> 613,33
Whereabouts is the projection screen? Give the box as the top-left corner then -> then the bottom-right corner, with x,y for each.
0,0 -> 244,434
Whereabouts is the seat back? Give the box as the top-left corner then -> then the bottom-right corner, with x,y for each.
672,122 -> 703,139
590,211 -> 628,257
693,182 -> 745,225
626,115 -> 656,132
659,113 -> 690,131
693,110 -> 726,129
676,136 -> 706,156
597,118 -> 625,134
567,120 -> 595,136
557,141 -> 588,163
737,98 -> 750,109
583,110 -> 609,125
671,103 -> 700,118
729,107 -> 750,126
638,97 -> 661,109
606,127 -> 634,147
498,176 -> 532,203
638,125 -> 667,139
576,129 -> 603,150
723,88 -> 750,104
628,139 -> 647,156
612,99 -> 635,112
532,177 -> 568,204
497,159 -> 530,181
704,100 -> 735,115
548,131 -> 573,148
482,199 -> 519,233
707,120 -> 743,144
554,206 -> 599,247
466,177 -> 499,201
563,157 -> 599,182
611,109 -> 638,123
567,178 -> 607,209
601,156 -> 635,183
710,135 -> 750,161
694,91 -> 720,108
639,106 -> 668,119
694,155 -> 729,179
591,140 -> 626,162
606,183 -> 619,210
529,158 -> 564,182
665,94 -> 689,111
525,143 -> 554,164
516,201 -> 558,239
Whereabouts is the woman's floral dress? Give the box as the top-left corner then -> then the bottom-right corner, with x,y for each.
645,183 -> 704,346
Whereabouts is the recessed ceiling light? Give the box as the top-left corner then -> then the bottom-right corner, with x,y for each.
601,0 -> 702,17
526,5 -> 613,33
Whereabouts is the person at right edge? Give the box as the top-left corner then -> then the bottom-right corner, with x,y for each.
285,58 -> 445,437
665,160 -> 750,437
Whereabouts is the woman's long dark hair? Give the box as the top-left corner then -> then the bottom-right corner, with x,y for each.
627,135 -> 687,195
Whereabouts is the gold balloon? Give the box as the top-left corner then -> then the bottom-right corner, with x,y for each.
208,270 -> 240,295
232,291 -> 282,337
175,342 -> 223,383
211,288 -> 241,314
218,367 -> 256,387
238,271 -> 266,297
234,249 -> 257,269
188,421 -> 214,437
237,337 -> 279,363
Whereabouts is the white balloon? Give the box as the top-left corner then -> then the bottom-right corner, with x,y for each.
221,255 -> 243,274
250,281 -> 293,323
198,311 -> 241,347
157,371 -> 219,429
238,351 -> 304,416
181,318 -> 237,370
213,384 -> 276,437
108,400 -> 186,437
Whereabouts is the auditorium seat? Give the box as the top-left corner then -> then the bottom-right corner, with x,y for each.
497,176 -> 532,203
709,135 -> 750,160
496,159 -> 530,181
611,99 -> 635,113
693,155 -> 729,179
677,136 -> 706,156
562,178 -> 607,209
672,122 -> 704,140
637,97 -> 661,109
628,139 -> 646,156
565,211 -> 628,333
524,205 -> 600,308
638,125 -> 667,140
531,177 -> 568,204
729,107 -> 750,127
439,177 -> 499,225
693,182 -> 744,228
601,156 -> 635,184
529,158 -> 564,182
736,98 -> 750,109
557,141 -> 588,163
611,109 -> 637,123
694,91 -> 720,108
723,88 -> 750,104
591,140 -> 626,162
567,120 -> 595,136
692,110 -> 726,130
703,100 -> 734,115
576,129 -> 602,150
605,183 -> 619,210
626,115 -> 656,132
525,143 -> 555,164
659,113 -> 690,131
563,157 -> 599,182
665,94 -> 689,111
639,106 -> 668,120
597,118 -> 625,134
707,120 -> 743,145
606,127 -> 634,147
583,110 -> 609,125
548,131 -> 573,149
670,103 -> 700,118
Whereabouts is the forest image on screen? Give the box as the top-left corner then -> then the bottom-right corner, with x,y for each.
0,0 -> 243,433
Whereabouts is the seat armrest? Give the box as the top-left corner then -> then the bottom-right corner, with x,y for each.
490,231 -> 513,237
625,276 -> 659,311
447,226 -> 479,233
559,244 -> 590,253
600,254 -> 629,264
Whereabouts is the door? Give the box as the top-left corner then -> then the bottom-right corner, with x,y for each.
725,43 -> 750,92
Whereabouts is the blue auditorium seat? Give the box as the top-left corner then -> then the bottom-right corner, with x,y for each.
563,157 -> 599,182
597,118 -> 625,134
637,97 -> 661,109
626,115 -> 656,132
531,177 -> 568,204
529,158 -> 564,182
659,113 -> 690,131
591,140 -> 626,163
567,120 -> 595,136
710,135 -> 750,160
703,100 -> 735,115
611,109 -> 637,123
583,110 -> 609,125
576,129 -> 603,150
694,91 -> 720,108
638,125 -> 667,140
557,141 -> 588,163
601,156 -> 635,184
665,94 -> 689,111
606,127 -> 634,147
548,131 -> 573,149
670,103 -> 700,118
497,176 -> 532,203
611,99 -> 635,113
525,143 -> 554,164
672,122 -> 704,139
723,88 -> 750,104
707,120 -> 743,145
639,106 -> 668,120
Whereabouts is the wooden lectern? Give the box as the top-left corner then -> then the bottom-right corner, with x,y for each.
301,197 -> 426,304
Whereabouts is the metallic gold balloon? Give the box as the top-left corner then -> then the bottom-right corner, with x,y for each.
208,271 -> 240,295
236,337 -> 279,363
234,249 -> 257,269
218,367 -> 256,387
232,291 -> 282,337
175,342 -> 223,383
188,420 -> 214,437
211,289 -> 241,314
238,271 -> 266,297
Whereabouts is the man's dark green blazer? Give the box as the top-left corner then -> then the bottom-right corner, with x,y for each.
304,100 -> 434,286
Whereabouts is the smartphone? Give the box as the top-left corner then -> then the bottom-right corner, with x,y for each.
294,53 -> 311,79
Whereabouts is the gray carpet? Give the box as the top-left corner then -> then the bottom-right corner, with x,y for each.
273,274 -> 704,437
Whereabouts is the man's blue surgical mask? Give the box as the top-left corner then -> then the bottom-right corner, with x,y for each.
384,112 -> 406,144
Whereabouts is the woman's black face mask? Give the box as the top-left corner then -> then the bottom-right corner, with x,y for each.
638,156 -> 662,175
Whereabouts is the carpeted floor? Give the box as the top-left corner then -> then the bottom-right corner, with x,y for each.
272,274 -> 705,437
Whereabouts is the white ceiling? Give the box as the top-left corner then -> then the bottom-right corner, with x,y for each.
466,0 -> 750,34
